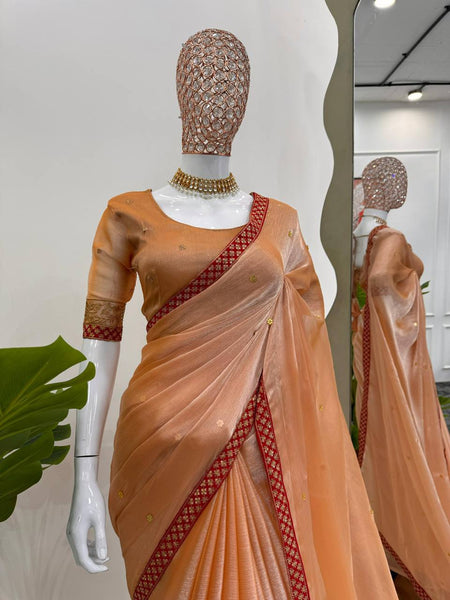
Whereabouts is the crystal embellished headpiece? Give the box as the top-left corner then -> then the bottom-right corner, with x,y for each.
362,157 -> 408,211
176,29 -> 250,156
353,181 -> 365,230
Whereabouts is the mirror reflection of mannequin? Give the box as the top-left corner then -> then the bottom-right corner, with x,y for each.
353,157 -> 407,269
352,157 -> 450,599
67,30 -> 398,599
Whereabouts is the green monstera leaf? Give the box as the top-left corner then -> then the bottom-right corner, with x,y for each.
0,337 -> 95,521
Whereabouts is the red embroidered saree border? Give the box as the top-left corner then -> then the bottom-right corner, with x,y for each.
357,225 -> 431,600
133,384 -> 258,599
146,192 -> 269,331
133,377 -> 311,600
357,225 -> 386,466
380,534 -> 431,600
255,382 -> 311,600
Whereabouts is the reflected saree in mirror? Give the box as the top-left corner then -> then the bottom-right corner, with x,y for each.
84,190 -> 397,599
353,226 -> 450,599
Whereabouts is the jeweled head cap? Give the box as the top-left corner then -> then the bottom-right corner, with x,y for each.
353,181 -> 365,230
362,157 -> 408,211
176,29 -> 250,156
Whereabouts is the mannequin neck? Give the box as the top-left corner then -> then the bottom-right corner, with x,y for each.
362,208 -> 389,221
180,154 -> 231,179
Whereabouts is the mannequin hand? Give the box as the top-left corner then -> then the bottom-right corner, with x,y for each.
67,458 -> 109,573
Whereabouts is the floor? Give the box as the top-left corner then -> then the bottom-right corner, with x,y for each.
436,382 -> 450,427
393,574 -> 419,600
436,381 -> 450,397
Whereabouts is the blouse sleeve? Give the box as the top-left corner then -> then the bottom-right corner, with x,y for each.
82,201 -> 137,341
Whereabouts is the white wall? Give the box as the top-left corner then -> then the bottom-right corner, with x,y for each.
0,1 -> 338,598
355,100 -> 450,381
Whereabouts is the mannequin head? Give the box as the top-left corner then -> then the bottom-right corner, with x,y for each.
353,181 -> 365,230
176,29 -> 250,157
362,157 -> 408,211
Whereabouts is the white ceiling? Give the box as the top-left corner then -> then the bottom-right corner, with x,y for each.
355,0 -> 450,101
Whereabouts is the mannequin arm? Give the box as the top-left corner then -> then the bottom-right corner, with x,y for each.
66,338 -> 120,573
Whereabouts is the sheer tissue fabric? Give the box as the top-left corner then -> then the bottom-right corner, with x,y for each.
83,190 -> 397,599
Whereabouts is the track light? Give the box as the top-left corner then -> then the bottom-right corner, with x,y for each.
374,0 -> 396,8
408,88 -> 424,102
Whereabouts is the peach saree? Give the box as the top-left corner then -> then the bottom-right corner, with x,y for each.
83,190 -> 397,599
353,226 -> 450,599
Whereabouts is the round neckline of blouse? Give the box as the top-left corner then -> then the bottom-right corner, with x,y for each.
145,188 -> 257,233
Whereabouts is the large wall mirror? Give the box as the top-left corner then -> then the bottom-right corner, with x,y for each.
354,0 -> 450,387
352,2 -> 450,597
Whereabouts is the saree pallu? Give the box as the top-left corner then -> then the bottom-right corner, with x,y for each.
83,190 -> 397,599
353,226 -> 450,599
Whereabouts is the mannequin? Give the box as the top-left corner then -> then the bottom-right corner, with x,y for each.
67,28 -> 252,573
68,29 -> 398,600
353,156 -> 407,269
352,157 -> 450,598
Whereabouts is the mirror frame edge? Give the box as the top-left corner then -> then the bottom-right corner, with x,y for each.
322,0 -> 359,423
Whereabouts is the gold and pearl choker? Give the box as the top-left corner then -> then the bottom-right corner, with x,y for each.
169,168 -> 239,198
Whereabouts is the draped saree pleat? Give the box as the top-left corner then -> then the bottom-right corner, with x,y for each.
353,226 -> 450,599
84,189 -> 397,599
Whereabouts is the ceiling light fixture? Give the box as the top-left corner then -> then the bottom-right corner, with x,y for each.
374,0 -> 396,8
408,87 -> 424,102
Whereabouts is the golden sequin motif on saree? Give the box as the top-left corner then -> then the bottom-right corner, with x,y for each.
133,378 -> 310,600
146,193 -> 268,331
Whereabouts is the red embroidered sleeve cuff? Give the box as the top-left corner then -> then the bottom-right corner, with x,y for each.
82,299 -> 125,341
